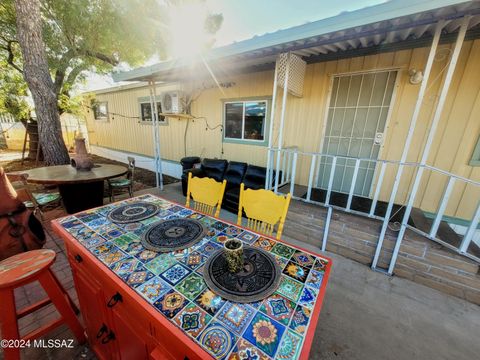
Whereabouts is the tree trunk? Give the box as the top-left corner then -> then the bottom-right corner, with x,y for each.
14,0 -> 70,165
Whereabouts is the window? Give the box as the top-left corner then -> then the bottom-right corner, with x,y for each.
92,101 -> 108,120
140,102 -> 166,123
224,100 -> 267,142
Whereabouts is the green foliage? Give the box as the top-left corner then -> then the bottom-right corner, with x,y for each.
0,0 -> 223,116
0,59 -> 30,121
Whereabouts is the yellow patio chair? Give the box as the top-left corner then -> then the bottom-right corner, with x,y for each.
237,183 -> 291,239
185,172 -> 227,217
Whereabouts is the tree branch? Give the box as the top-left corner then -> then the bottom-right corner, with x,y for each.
80,49 -> 119,66
0,39 -> 23,73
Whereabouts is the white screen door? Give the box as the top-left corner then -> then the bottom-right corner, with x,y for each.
318,70 -> 397,197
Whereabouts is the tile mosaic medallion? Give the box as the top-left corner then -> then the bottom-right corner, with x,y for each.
216,302 -> 256,335
236,231 -> 259,244
298,286 -> 318,310
178,251 -> 208,270
259,293 -> 295,326
276,276 -> 304,302
253,237 -> 276,251
175,272 -> 206,300
289,305 -> 311,335
197,241 -> 222,256
291,250 -> 315,268
59,194 -> 330,360
173,303 -> 212,338
228,338 -> 270,360
313,258 -> 329,272
198,321 -> 237,359
277,330 -> 303,360
244,312 -> 286,357
154,289 -> 187,319
160,263 -> 191,286
122,263 -> 154,288
271,243 -> 296,259
144,254 -> 176,275
305,269 -> 324,290
195,288 -> 226,316
135,276 -> 171,303
282,261 -> 311,283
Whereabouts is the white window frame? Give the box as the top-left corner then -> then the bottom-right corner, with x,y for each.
93,101 -> 109,121
138,101 -> 167,125
223,99 -> 269,144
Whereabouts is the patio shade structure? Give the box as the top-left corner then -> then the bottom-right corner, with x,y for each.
113,0 -> 480,272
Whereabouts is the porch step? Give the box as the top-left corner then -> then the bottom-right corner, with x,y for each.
410,208 -> 480,258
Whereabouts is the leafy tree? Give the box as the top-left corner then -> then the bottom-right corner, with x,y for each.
1,0 -> 223,164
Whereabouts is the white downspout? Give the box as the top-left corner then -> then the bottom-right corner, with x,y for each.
266,59 -> 280,189
274,53 -> 290,193
148,81 -> 159,189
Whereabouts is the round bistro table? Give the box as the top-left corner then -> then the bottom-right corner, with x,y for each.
22,164 -> 127,214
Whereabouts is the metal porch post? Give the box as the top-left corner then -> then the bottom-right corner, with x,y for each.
274,53 -> 290,193
148,80 -> 163,189
387,16 -> 470,274
266,59 -> 280,189
152,82 -> 164,190
371,20 -> 445,270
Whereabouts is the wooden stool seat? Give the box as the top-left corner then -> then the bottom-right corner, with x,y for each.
0,250 -> 86,360
0,249 -> 55,288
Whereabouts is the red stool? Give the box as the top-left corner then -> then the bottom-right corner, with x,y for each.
0,249 -> 86,360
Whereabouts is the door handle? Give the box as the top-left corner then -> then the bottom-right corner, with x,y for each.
101,330 -> 116,344
96,324 -> 108,339
107,292 -> 123,308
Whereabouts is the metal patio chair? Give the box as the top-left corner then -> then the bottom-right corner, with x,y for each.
6,173 -> 63,221
108,157 -> 135,202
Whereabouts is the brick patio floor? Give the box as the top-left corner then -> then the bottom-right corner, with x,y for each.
0,208 -> 95,360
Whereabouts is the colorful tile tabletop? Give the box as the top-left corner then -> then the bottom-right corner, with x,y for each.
57,194 -> 331,360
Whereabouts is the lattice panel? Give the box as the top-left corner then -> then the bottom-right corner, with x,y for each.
277,53 -> 306,97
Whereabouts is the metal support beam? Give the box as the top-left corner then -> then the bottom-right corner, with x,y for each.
148,80 -> 164,190
388,16 -> 470,274
371,20 -> 444,270
322,206 -> 333,252
460,202 -> 480,253
266,60 -> 280,189
274,53 -> 290,193
429,177 -> 456,238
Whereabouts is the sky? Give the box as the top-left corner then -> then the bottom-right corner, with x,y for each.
80,0 -> 387,92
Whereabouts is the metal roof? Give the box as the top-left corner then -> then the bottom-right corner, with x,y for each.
113,0 -> 480,83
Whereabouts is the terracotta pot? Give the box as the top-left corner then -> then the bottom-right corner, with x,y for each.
71,138 -> 93,171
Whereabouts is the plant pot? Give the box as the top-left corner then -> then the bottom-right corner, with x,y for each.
71,138 -> 93,171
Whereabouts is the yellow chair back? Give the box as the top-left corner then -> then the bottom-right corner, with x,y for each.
237,183 -> 291,239
185,172 -> 226,218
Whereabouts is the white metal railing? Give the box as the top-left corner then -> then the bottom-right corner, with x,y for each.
268,147 -> 480,271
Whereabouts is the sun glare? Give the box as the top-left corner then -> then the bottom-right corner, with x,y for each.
169,3 -> 211,59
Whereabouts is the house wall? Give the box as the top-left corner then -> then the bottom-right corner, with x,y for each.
85,40 -> 480,221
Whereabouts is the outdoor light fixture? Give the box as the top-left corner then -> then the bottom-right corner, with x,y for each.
408,69 -> 424,84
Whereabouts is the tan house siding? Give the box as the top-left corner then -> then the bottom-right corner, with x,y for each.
84,40 -> 480,220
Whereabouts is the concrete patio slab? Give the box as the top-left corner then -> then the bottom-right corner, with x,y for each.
2,183 -> 479,360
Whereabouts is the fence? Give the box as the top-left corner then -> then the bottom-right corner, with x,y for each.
0,113 -> 88,152
267,147 -> 480,272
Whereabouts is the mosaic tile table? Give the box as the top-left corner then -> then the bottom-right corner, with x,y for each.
52,194 -> 332,360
